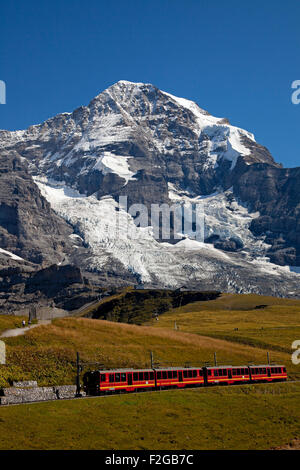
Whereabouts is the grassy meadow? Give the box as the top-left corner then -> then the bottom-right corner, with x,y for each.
0,292 -> 299,449
0,382 -> 299,450
147,293 -> 300,369
0,313 -> 298,388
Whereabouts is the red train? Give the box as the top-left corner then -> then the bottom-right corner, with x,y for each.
83,364 -> 287,395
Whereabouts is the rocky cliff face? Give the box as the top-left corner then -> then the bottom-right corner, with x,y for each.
0,81 -> 299,298
0,150 -> 77,265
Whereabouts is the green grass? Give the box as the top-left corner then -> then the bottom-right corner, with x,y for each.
147,295 -> 300,366
0,382 -> 299,450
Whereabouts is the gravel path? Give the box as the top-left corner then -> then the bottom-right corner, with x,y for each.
0,320 -> 51,338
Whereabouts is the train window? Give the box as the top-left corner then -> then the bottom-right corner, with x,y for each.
168,371 -> 172,379
144,372 -> 149,380
192,370 -> 197,377
173,370 -> 178,378
109,374 -> 114,383
150,372 -> 154,380
208,370 -> 211,376
133,373 -> 138,381
183,370 -> 188,378
162,371 -> 167,380
115,373 -> 120,382
138,372 -> 144,381
187,370 -> 192,378
232,369 -> 236,376
157,371 -> 161,379
214,370 -> 219,377
121,373 -> 126,382
100,374 -> 106,382
283,367 -> 286,373
199,369 -> 203,377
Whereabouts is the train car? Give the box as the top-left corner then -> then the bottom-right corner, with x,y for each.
230,366 -> 250,384
155,367 -> 204,389
249,364 -> 287,383
83,368 -> 155,395
204,366 -> 235,385
269,365 -> 287,382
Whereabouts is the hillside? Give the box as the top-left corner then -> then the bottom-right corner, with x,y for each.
78,288 -> 220,324
0,292 -> 300,450
147,293 -> 300,358
1,292 -> 300,388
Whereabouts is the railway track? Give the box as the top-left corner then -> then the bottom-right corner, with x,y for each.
1,379 -> 299,408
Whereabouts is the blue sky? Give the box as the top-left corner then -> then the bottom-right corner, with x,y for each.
1,0 -> 299,167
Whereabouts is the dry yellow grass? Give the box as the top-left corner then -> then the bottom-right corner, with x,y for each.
0,316 -> 296,387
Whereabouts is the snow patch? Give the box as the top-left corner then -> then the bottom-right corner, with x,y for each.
0,248 -> 24,261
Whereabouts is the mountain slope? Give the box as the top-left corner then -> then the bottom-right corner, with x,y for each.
0,81 -> 299,297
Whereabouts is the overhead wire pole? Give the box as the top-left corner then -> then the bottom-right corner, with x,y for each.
76,352 -> 81,397
150,351 -> 154,369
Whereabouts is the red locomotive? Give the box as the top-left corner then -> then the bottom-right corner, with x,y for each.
83,363 -> 287,395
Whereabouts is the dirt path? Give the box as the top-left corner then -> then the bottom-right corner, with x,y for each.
0,320 -> 51,338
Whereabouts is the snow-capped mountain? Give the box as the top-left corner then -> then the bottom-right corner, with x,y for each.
1,80 -> 300,297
